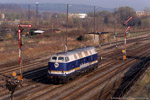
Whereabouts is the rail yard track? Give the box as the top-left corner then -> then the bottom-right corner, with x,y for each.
0,33 -> 150,100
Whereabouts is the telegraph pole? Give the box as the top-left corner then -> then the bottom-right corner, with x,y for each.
65,4 -> 69,52
94,6 -> 96,44
36,2 -> 39,28
114,13 -> 118,48
28,4 -> 30,21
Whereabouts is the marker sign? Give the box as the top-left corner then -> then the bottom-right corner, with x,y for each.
124,17 -> 133,25
125,26 -> 131,33
18,24 -> 32,28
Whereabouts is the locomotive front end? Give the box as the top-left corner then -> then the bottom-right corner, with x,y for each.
48,54 -> 68,83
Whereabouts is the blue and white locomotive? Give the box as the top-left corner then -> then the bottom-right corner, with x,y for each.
48,46 -> 98,83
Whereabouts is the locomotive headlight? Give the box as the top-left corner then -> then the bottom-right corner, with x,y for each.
54,63 -> 59,68
48,70 -> 51,74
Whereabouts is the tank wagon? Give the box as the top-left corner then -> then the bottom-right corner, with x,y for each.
48,46 -> 98,83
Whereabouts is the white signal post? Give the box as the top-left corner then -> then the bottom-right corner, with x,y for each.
18,24 -> 32,80
123,17 -> 132,60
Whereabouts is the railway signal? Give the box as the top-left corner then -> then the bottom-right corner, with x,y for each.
4,24 -> 32,100
124,17 -> 133,25
17,24 -> 32,80
18,24 -> 32,28
123,17 -> 132,60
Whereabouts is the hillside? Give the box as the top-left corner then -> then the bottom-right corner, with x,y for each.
0,3 -> 113,13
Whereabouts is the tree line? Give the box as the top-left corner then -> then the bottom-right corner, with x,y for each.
0,5 -> 150,38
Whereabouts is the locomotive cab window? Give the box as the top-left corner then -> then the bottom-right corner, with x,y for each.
52,56 -> 57,61
58,57 -> 64,61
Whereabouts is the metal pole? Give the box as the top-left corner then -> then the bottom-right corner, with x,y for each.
65,4 -> 69,52
99,33 -> 101,47
94,6 -> 96,44
28,4 -> 30,21
99,15 -> 102,47
11,92 -> 13,100
124,31 -> 127,53
36,2 -> 39,28
114,13 -> 117,48
52,23 -> 53,33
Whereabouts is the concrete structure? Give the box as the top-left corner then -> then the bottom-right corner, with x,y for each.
1,14 -> 5,20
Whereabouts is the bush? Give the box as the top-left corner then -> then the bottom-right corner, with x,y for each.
76,35 -> 84,41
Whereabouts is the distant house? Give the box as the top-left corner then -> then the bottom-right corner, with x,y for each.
136,11 -> 150,17
69,13 -> 88,19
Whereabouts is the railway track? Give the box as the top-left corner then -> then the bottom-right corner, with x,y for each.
0,34 -> 150,100
31,42 -> 150,100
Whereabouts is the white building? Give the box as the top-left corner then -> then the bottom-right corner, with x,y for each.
69,13 -> 88,19
136,11 -> 150,17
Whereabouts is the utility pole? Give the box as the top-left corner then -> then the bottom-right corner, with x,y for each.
114,13 -> 117,48
99,15 -> 102,47
36,2 -> 39,28
52,23 -> 53,33
28,4 -> 30,21
65,4 -> 69,52
94,6 -> 96,44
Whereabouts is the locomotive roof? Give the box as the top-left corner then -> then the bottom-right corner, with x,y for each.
50,46 -> 97,62
55,46 -> 95,56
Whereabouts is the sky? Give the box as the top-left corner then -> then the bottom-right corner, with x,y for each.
0,0 -> 150,11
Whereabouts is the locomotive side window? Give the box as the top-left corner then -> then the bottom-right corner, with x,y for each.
89,50 -> 92,55
84,51 -> 88,56
93,49 -> 96,53
52,56 -> 57,61
74,55 -> 77,60
65,57 -> 69,62
58,57 -> 64,61
86,57 -> 89,61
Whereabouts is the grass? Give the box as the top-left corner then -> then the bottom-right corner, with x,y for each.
0,31 -> 94,64
0,29 -> 149,64
128,31 -> 150,37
